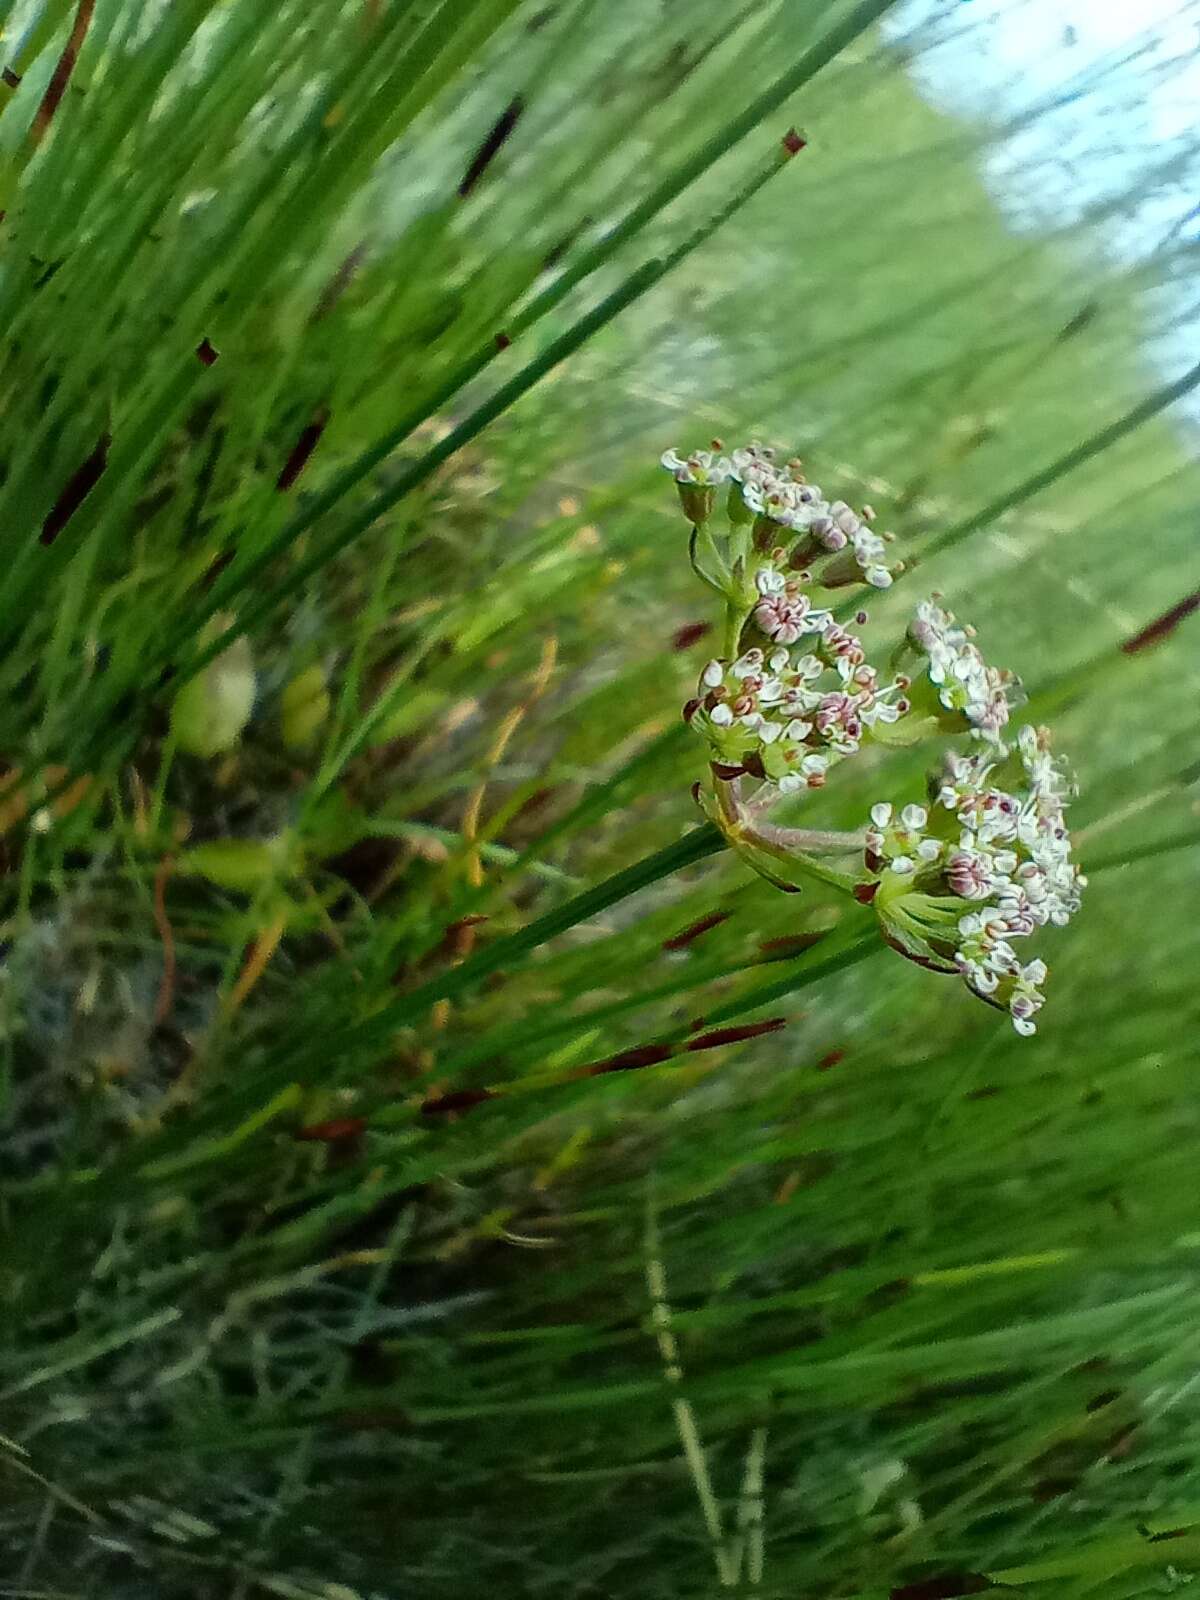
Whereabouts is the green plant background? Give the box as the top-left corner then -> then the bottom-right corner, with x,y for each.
0,1 -> 1198,1596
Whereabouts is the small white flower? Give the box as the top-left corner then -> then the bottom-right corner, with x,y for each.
710,703 -> 733,727
730,443 -> 776,477
755,592 -> 821,646
870,802 -> 893,828
807,514 -> 848,552
862,697 -> 905,726
661,447 -> 732,485
890,855 -> 915,875
900,804 -> 927,830
854,527 -> 887,561
947,848 -> 994,900
701,660 -> 724,688
1010,1003 -> 1037,1037
829,500 -> 860,535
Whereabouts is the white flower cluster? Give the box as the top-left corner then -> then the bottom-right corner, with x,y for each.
660,445 -> 735,527
685,619 -> 910,792
665,436 -> 1085,1044
864,726 -> 1085,1035
906,599 -> 1019,742
661,441 -> 899,590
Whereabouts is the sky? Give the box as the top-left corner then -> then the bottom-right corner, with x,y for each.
887,0 -> 1200,412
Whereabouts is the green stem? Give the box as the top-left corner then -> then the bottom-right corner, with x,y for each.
712,772 -> 865,891
697,928 -> 879,1030
645,1192 -> 738,1588
723,601 -> 745,660
754,820 -> 867,857
377,824 -> 726,1032
1082,830 -> 1200,876
747,835 -> 862,894
917,355 -> 1200,571
148,729 -> 177,840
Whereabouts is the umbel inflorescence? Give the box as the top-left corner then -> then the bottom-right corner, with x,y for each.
664,441 -> 1084,1037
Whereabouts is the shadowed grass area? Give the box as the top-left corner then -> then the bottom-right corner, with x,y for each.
0,2 -> 1199,1596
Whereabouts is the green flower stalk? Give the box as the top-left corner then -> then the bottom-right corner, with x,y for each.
666,439 -> 1085,1036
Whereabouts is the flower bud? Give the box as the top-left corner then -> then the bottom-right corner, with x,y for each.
172,616 -> 256,758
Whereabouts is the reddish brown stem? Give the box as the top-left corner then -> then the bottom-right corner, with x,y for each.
29,0 -> 94,151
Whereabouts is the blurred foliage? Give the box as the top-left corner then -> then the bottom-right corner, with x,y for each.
0,1 -> 1198,1597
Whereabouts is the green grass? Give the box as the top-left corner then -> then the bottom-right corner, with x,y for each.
1,1 -> 1199,1596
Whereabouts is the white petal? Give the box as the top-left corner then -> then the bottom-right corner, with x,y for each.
870,802 -> 893,828
701,660 -> 724,688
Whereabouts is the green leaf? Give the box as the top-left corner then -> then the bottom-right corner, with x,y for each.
281,663 -> 331,750
177,836 -> 290,893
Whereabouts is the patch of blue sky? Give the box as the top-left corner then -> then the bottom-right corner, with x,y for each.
887,0 -> 1200,416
